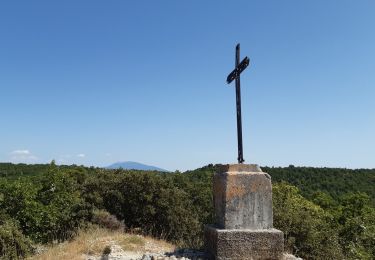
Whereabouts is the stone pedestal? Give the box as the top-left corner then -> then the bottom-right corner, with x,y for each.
205,164 -> 284,260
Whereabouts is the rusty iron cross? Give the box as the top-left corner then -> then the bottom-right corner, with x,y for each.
226,43 -> 250,164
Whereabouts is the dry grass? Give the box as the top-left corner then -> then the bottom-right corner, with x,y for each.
28,226 -> 175,260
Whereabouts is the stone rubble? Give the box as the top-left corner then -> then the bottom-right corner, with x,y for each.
86,242 -> 301,260
85,246 -> 206,260
282,253 -> 303,260
141,249 -> 206,260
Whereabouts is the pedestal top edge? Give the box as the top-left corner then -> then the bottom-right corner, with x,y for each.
216,164 -> 262,173
205,225 -> 283,233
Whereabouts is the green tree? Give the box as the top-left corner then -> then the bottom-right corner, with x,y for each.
273,182 -> 343,259
0,165 -> 88,243
336,193 -> 375,259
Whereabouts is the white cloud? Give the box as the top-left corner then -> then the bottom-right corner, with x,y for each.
11,150 -> 31,155
10,149 -> 38,163
77,153 -> 86,158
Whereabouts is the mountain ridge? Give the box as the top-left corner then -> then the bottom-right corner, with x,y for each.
106,161 -> 168,172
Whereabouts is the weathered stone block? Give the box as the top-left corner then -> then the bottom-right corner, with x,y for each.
214,164 -> 273,229
205,225 -> 284,260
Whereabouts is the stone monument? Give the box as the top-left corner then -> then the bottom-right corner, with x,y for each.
205,44 -> 284,259
204,164 -> 284,260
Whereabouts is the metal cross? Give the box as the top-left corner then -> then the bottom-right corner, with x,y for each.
226,43 -> 250,164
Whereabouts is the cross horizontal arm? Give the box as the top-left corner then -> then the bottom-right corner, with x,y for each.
226,56 -> 250,84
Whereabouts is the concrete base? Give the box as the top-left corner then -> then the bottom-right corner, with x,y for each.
213,164 -> 274,230
205,225 -> 284,260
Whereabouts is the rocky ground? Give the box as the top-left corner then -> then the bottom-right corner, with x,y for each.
86,247 -> 206,260
86,244 -> 300,260
30,227 -> 301,260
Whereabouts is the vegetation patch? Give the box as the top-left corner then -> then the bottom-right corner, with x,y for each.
28,226 -> 173,260
0,217 -> 34,259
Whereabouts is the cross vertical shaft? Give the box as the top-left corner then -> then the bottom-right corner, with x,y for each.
235,44 -> 244,163
226,43 -> 249,164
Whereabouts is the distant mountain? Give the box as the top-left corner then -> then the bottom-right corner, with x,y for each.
106,161 -> 168,172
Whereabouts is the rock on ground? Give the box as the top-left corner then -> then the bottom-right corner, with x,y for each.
282,253 -> 303,260
86,244 -> 301,260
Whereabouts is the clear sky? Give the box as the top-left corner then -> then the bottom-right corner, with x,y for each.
1,1 -> 374,171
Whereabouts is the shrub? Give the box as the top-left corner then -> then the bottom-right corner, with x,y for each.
337,192 -> 375,259
102,245 -> 111,255
0,217 -> 33,259
273,182 -> 344,259
92,209 -> 125,231
83,170 -> 202,248
0,165 -> 89,243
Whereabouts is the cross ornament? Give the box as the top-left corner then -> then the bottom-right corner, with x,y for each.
226,43 -> 250,164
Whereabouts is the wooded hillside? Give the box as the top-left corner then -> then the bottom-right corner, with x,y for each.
0,163 -> 374,259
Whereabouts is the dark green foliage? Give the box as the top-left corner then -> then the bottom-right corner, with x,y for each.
0,163 -> 50,179
92,209 -> 125,231
0,215 -> 34,259
273,182 -> 343,259
0,163 -> 90,243
335,193 -> 375,259
167,166 -> 215,234
263,166 -> 375,206
311,191 -> 337,210
83,170 -> 203,247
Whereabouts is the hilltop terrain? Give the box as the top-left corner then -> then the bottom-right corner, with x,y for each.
0,163 -> 374,259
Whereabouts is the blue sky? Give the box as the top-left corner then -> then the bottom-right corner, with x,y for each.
1,1 -> 374,171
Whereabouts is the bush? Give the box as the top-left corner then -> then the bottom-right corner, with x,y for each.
0,165 -> 89,243
336,192 -> 375,259
102,245 -> 111,255
0,217 -> 33,259
273,182 -> 344,259
92,209 -> 125,231
83,170 -> 202,247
